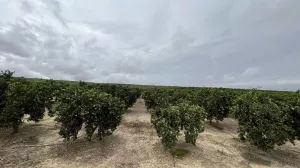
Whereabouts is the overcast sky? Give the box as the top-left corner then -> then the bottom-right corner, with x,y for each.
0,0 -> 299,91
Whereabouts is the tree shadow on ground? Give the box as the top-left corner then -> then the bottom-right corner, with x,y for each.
269,147 -> 300,167
48,134 -> 126,163
236,142 -> 300,167
0,122 -> 57,147
205,121 -> 224,131
241,152 -> 271,166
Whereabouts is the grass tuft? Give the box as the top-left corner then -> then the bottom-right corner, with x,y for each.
171,148 -> 189,158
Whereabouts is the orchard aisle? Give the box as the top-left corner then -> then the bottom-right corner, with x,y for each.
43,98 -> 175,168
98,98 -> 174,168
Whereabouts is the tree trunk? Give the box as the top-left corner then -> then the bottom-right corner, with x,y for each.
209,120 -> 212,125
12,124 -> 19,134
87,135 -> 92,141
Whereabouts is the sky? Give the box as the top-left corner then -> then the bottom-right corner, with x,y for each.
0,0 -> 299,91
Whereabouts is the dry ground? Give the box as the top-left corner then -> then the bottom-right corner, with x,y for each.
1,99 -> 300,168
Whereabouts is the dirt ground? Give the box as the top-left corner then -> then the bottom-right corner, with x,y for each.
1,99 -> 300,168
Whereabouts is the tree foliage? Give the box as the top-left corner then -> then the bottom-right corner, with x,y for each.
0,70 -> 14,113
231,91 -> 292,151
143,88 -> 173,109
180,103 -> 206,145
151,106 -> 181,148
273,92 -> 300,142
203,89 -> 233,124
95,84 -> 141,109
54,86 -> 125,141
151,102 -> 206,148
54,86 -> 85,140
0,78 -> 49,133
143,88 -> 233,124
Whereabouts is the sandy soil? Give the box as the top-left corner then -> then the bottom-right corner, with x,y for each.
1,99 -> 300,168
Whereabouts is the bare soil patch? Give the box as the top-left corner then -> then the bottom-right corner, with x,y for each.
1,99 -> 300,168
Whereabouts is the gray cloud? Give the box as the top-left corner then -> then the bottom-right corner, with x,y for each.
113,54 -> 144,75
0,0 -> 299,90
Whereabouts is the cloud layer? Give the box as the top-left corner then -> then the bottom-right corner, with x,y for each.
0,0 -> 300,90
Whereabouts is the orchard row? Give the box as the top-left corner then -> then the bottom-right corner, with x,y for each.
143,87 -> 300,151
0,70 -> 141,141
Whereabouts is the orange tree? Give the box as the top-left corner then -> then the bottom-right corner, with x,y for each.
230,90 -> 293,151
202,89 -> 233,124
267,90 -> 300,142
53,85 -> 84,140
151,102 -> 206,148
93,84 -> 141,109
54,85 -> 125,141
0,78 -> 49,133
114,86 -> 140,109
277,91 -> 300,142
294,91 -> 300,139
84,92 -> 125,140
0,70 -> 14,113
143,88 -> 171,109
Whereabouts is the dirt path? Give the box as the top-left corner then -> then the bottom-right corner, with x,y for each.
1,99 -> 300,168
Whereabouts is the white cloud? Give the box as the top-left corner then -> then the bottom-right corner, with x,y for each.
0,0 -> 299,90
